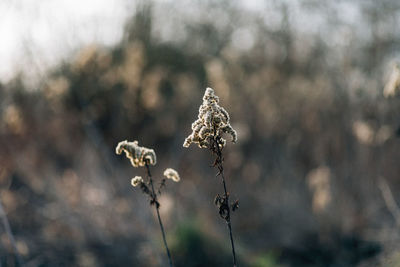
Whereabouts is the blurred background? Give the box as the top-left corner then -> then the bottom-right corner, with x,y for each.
1,0 -> 400,266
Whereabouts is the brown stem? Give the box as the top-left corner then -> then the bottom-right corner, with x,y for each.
214,137 -> 237,267
145,163 -> 173,267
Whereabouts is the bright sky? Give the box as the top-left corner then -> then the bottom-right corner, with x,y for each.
0,0 -> 368,85
0,0 -> 134,83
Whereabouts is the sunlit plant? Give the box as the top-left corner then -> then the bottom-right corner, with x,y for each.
183,87 -> 239,266
116,140 -> 179,267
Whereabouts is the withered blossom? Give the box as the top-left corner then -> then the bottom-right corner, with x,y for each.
163,168 -> 180,182
183,87 -> 237,149
116,140 -> 156,167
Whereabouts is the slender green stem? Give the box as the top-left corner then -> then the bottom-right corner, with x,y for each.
145,163 -> 173,267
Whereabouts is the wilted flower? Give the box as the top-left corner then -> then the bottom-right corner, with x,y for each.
182,87 -> 238,266
183,87 -> 237,149
116,140 -> 157,167
114,139 -> 173,266
163,168 -> 180,182
131,176 -> 144,187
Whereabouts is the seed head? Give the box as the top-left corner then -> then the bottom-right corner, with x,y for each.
116,140 -> 157,167
183,87 -> 237,149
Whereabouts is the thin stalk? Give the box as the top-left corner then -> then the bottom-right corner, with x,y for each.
145,163 -> 173,267
215,139 -> 237,267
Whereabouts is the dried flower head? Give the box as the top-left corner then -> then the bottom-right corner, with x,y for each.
183,87 -> 237,148
163,168 -> 180,182
131,176 -> 144,187
116,140 -> 157,167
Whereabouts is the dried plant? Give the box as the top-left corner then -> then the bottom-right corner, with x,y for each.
116,140 -> 179,267
183,87 -> 239,266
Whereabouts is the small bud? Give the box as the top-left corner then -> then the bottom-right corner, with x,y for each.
163,168 -> 180,182
131,176 -> 144,187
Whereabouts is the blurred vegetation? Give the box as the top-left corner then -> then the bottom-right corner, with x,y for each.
1,0 -> 400,266
170,222 -> 233,267
251,252 -> 281,267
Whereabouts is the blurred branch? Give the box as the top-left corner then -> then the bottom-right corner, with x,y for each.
378,177 -> 400,227
0,199 -> 23,266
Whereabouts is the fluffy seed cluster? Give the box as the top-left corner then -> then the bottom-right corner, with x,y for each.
116,140 -> 157,167
183,87 -> 237,148
163,168 -> 180,182
131,176 -> 144,187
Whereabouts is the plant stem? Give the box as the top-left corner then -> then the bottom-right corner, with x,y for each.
145,163 -> 173,267
215,140 -> 237,267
